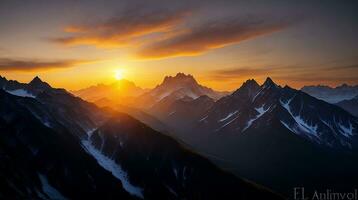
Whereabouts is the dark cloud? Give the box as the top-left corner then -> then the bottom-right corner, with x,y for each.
0,58 -> 93,71
325,64 -> 358,71
274,74 -> 358,83
136,17 -> 293,59
51,8 -> 191,48
209,67 -> 274,81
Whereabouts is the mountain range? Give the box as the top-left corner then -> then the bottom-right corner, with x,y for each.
301,84 -> 358,103
71,74 -> 358,196
129,73 -> 229,109
132,75 -> 358,196
4,73 -> 358,199
0,75 -> 281,199
72,79 -> 147,106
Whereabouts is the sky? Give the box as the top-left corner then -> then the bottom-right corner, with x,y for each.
0,0 -> 357,91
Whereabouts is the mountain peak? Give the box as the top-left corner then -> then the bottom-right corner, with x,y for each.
232,79 -> 260,98
29,76 -> 43,84
242,79 -> 259,88
28,76 -> 51,90
162,72 -> 197,85
175,72 -> 193,78
262,77 -> 277,88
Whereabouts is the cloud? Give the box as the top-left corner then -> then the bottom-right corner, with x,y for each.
136,18 -> 293,59
209,67 -> 274,81
325,64 -> 358,71
274,74 -> 358,83
0,58 -> 94,71
51,8 -> 191,48
272,63 -> 358,84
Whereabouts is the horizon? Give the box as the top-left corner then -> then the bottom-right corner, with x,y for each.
0,1 -> 357,91
2,73 -> 358,93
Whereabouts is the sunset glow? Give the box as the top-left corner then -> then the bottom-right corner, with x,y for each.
0,1 -> 357,91
114,69 -> 124,80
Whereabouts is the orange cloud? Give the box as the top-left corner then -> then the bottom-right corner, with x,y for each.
51,9 -> 191,48
0,58 -> 95,71
136,19 -> 292,59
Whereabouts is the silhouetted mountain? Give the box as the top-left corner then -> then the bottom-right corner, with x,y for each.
197,77 -> 358,149
301,84 -> 358,103
0,76 -> 281,199
161,77 -> 358,197
135,73 -> 229,108
0,89 -> 132,199
0,76 -> 52,97
336,95 -> 358,117
28,76 -> 52,94
72,79 -> 146,104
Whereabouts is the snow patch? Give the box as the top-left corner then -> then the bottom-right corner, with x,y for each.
38,173 -> 67,200
81,137 -> 143,199
218,110 -> 238,122
339,122 -> 354,137
280,97 -> 319,137
252,89 -> 262,102
199,115 -> 208,122
280,120 -> 296,134
216,115 -> 239,131
6,89 -> 35,98
173,168 -> 178,179
157,91 -> 172,101
164,184 -> 178,197
242,105 -> 269,132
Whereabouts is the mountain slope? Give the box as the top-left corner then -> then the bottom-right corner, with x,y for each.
196,78 -> 358,150
149,95 -> 215,133
0,76 -> 282,199
160,77 -> 358,196
0,90 -> 133,199
85,113 -> 282,199
336,95 -> 358,117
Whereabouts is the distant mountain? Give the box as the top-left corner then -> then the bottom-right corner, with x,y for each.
159,77 -> 358,196
301,84 -> 358,103
0,76 -> 281,199
72,79 -> 147,104
336,95 -> 358,117
135,73 -> 229,109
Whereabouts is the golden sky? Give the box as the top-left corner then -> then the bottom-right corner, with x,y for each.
0,0 -> 357,91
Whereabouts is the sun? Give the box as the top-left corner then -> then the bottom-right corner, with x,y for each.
114,69 -> 124,80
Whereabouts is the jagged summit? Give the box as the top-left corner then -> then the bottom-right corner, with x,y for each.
28,76 -> 51,89
232,79 -> 260,98
262,77 -> 277,88
162,72 -> 197,85
241,79 -> 259,88
30,76 -> 41,83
